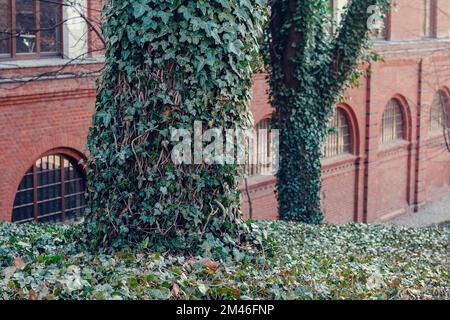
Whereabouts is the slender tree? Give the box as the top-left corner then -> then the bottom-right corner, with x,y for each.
267,0 -> 391,223
84,0 -> 266,254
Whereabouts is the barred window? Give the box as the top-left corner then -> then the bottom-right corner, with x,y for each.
422,0 -> 434,38
0,0 -> 12,55
247,119 -> 272,176
430,90 -> 449,132
324,109 -> 352,158
381,99 -> 405,144
0,0 -> 62,59
12,154 -> 86,224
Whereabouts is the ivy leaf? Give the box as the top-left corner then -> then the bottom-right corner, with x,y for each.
197,283 -> 208,295
148,289 -> 170,299
96,111 -> 112,127
132,3 -> 147,19
158,11 -> 172,24
210,29 -> 222,44
228,40 -> 243,56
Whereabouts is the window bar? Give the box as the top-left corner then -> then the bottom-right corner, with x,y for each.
253,130 -> 257,175
35,0 -> 40,57
11,0 -> 16,59
336,115 -> 340,155
388,104 -> 392,142
388,105 -> 392,142
58,0 -> 63,56
264,121 -> 269,172
260,125 -> 264,173
32,162 -> 37,223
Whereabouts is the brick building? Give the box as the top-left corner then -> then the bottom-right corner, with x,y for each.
0,0 -> 449,224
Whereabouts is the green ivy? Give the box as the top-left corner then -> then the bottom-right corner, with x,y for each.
1,221 -> 448,300
84,0 -> 266,255
266,0 -> 391,223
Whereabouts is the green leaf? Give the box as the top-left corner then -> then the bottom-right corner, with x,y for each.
132,3 -> 147,19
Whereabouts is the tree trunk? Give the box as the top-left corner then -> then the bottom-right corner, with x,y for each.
84,0 -> 265,254
268,0 -> 391,223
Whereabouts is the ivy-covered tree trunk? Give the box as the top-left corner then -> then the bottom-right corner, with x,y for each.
85,0 -> 265,253
268,0 -> 390,223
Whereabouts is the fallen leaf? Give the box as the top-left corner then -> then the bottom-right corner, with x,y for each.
28,290 -> 39,300
161,109 -> 171,117
171,283 -> 181,298
201,258 -> 220,272
14,257 -> 27,270
3,266 -> 16,280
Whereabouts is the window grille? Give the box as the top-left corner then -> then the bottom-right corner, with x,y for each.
381,99 -> 405,144
12,154 -> 86,224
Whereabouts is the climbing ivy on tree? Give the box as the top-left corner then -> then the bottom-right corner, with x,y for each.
266,0 -> 390,223
84,0 -> 266,254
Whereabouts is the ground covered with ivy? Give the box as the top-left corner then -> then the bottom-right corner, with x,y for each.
0,221 -> 448,300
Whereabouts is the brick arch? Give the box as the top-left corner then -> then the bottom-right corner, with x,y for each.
2,135 -> 87,222
253,113 -> 272,127
336,103 -> 361,155
379,94 -> 413,142
375,95 -> 414,221
428,87 -> 450,133
436,86 -> 450,117
438,86 -> 450,97
253,106 -> 361,154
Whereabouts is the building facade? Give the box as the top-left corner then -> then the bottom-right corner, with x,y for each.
1,0 -> 449,223
0,0 -> 104,223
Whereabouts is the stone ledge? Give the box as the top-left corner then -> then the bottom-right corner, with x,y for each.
0,56 -> 105,70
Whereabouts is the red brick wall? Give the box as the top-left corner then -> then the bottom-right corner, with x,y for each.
87,0 -> 106,57
434,0 -> 450,39
424,137 -> 450,200
388,0 -> 450,40
244,1 -> 450,221
244,43 -> 450,223
389,0 -> 422,41
241,178 -> 278,221
0,71 -> 98,221
250,74 -> 273,124
244,41 -> 450,222
322,158 -> 359,224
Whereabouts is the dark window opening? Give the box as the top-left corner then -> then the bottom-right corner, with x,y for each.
0,0 -> 62,59
247,119 -> 273,176
430,90 -> 449,133
324,109 -> 352,158
0,0 -> 12,55
12,154 -> 86,224
381,99 -> 405,144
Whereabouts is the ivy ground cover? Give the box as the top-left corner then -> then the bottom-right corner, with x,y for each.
0,221 -> 448,300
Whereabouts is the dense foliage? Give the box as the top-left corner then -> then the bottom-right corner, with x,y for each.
85,0 -> 266,253
1,221 -> 448,300
267,0 -> 391,223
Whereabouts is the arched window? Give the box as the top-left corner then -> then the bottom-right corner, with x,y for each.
247,119 -> 273,176
380,99 -> 405,144
324,109 -> 352,158
12,154 -> 86,224
429,90 -> 449,132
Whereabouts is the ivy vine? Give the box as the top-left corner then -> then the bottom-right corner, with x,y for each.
266,0 -> 391,223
